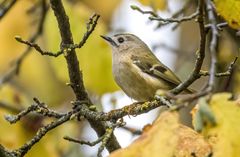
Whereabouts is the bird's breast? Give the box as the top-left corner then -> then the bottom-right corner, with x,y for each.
112,60 -> 169,101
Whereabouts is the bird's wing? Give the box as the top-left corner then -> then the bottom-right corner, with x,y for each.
131,54 -> 182,87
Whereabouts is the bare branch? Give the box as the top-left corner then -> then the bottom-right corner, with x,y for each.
4,103 -> 38,124
15,36 -> 63,57
205,0 -> 219,91
130,4 -> 199,26
64,136 -> 104,146
149,11 -> 199,24
4,98 -> 65,124
49,0 -> 121,153
69,13 -> 100,50
171,0 -> 206,94
13,13 -> 100,58
64,122 -> 124,157
199,57 -> 238,77
10,110 -> 74,157
32,97 -> 66,118
130,5 -> 158,17
205,22 -> 228,31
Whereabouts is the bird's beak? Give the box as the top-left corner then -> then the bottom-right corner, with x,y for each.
100,35 -> 118,47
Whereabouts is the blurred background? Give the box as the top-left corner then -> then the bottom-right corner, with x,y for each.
0,0 -> 239,156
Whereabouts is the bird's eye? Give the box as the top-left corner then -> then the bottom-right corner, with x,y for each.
117,37 -> 124,43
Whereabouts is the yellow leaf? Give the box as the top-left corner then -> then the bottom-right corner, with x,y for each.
198,93 -> 240,157
138,0 -> 167,11
110,112 -> 211,157
213,0 -> 240,29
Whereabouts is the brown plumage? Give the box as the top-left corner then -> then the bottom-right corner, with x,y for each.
101,33 -> 194,101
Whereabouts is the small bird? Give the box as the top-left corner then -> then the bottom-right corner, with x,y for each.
101,33 -> 193,101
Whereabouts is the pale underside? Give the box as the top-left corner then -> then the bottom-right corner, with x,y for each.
113,60 -> 174,101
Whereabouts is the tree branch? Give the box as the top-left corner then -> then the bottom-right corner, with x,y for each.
49,0 -> 120,153
171,0 -> 206,94
14,14 -> 100,58
205,0 -> 219,92
10,110 -> 74,157
15,36 -> 63,57
4,98 -> 66,124
149,11 -> 199,24
199,57 -> 238,77
131,4 -> 199,26
73,96 -> 170,122
64,122 -> 124,157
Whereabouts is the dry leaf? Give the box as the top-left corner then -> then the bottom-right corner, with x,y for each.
110,112 -> 211,157
201,93 -> 240,157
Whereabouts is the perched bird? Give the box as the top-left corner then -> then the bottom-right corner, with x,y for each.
101,33 -> 193,101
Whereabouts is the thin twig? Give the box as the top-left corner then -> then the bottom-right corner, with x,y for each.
4,103 -> 38,124
69,14 -> 100,50
97,126 -> 114,157
205,22 -> 228,31
205,0 -> 219,92
14,14 -> 100,58
130,4 -> 199,27
32,98 -> 66,118
64,122 -> 123,157
149,11 -> 199,24
15,36 -> 63,57
168,90 -> 210,106
4,98 -> 66,124
10,110 -> 75,157
130,5 -> 158,17
199,57 -> 238,77
171,0 -> 206,94
167,57 -> 237,105
64,136 -> 104,146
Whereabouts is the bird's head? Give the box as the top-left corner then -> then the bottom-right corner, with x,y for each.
101,33 -> 148,54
